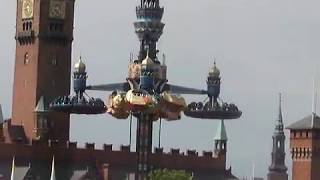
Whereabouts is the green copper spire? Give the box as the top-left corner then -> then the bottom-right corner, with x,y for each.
214,120 -> 228,141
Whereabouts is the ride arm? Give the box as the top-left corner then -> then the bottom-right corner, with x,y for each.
86,82 -> 129,92
166,84 -> 207,95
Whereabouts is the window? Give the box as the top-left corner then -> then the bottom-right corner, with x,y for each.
49,22 -> 64,32
293,131 -> 297,138
22,21 -> 32,31
37,116 -> 48,129
24,53 -> 30,65
51,56 -> 57,66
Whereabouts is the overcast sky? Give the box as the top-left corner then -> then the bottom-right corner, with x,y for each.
1,0 -> 320,178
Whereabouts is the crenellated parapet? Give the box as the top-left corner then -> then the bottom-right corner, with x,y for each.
0,142 -> 226,170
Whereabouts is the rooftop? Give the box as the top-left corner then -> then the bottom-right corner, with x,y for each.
286,114 -> 320,130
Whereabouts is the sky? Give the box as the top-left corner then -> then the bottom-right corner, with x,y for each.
1,0 -> 320,178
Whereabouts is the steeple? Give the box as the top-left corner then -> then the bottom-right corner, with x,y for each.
214,120 -> 228,141
214,120 -> 228,156
267,93 -> 288,180
275,93 -> 284,133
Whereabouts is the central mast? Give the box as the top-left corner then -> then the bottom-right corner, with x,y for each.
134,0 -> 165,179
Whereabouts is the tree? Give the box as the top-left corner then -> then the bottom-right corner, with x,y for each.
148,169 -> 193,180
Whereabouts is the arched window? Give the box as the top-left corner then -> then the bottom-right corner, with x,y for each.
24,53 -> 30,65
23,23 -> 26,31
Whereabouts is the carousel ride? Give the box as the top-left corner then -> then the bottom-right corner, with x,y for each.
50,0 -> 242,179
50,57 -> 241,120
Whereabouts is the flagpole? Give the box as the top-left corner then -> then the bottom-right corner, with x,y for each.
50,156 -> 56,180
10,156 -> 15,180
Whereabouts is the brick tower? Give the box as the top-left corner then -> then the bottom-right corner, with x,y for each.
287,86 -> 320,180
11,0 -> 75,144
267,94 -> 288,180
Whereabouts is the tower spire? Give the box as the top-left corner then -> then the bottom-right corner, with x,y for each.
275,93 -> 284,132
214,120 -> 228,141
267,94 -> 288,180
214,120 -> 228,157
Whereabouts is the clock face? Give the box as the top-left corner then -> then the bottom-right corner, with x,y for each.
22,0 -> 34,19
49,1 -> 66,19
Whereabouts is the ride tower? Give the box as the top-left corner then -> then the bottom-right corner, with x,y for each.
134,1 -> 165,178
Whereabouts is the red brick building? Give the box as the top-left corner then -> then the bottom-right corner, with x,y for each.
287,114 -> 320,180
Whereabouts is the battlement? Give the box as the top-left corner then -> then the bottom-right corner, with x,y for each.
8,139 -> 224,162
153,148 -> 216,159
0,141 -> 226,178
30,140 -> 219,159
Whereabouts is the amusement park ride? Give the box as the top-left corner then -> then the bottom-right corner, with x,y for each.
49,0 -> 242,179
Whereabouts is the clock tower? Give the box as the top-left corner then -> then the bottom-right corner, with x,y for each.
11,0 -> 75,144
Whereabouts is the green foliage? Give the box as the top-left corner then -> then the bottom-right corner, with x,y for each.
148,169 -> 193,180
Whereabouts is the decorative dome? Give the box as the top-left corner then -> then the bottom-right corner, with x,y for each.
141,52 -> 155,66
209,61 -> 220,77
74,56 -> 86,73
